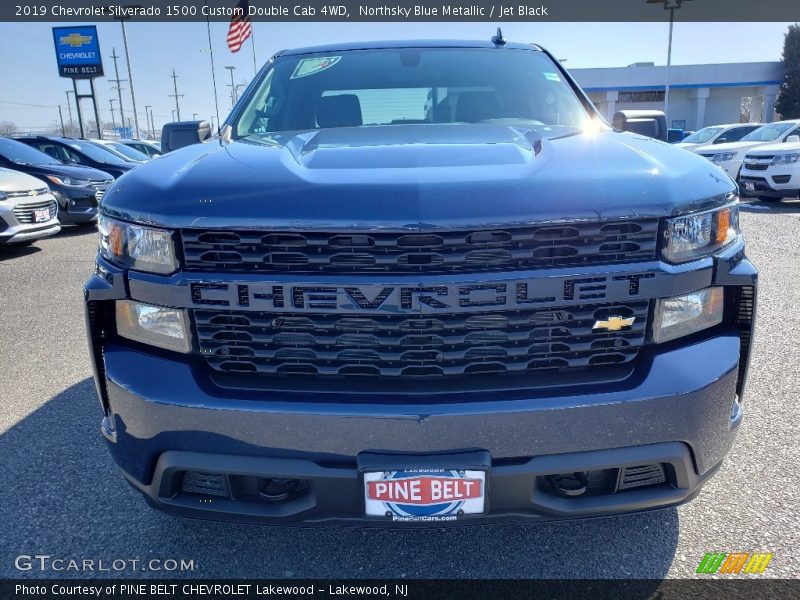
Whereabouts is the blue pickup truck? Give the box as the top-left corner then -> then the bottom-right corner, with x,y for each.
84,37 -> 756,525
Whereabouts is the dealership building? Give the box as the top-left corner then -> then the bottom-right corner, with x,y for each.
570,61 -> 784,131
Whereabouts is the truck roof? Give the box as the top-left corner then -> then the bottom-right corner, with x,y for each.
280,39 -> 541,57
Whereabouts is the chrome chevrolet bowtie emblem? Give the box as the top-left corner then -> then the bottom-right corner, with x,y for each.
593,316 -> 636,332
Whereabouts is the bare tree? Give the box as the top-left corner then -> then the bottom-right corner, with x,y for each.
0,121 -> 17,135
739,97 -> 753,123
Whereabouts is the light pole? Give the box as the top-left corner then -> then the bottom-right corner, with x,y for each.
65,90 -> 75,130
144,105 -> 153,138
109,98 -> 117,132
647,0 -> 691,125
58,105 -> 65,136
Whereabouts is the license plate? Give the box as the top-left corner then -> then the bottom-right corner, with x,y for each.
742,181 -> 755,192
364,469 -> 486,522
33,208 -> 50,222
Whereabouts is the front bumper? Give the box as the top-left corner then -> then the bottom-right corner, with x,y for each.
0,198 -> 61,244
85,243 -> 757,525
52,189 -> 99,224
739,172 -> 798,199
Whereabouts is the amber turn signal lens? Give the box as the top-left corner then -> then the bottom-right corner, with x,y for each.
715,208 -> 731,244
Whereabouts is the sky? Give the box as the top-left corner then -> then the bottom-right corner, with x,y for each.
0,21 -> 793,133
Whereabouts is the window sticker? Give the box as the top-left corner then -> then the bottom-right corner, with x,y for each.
290,56 -> 342,79
543,72 -> 561,82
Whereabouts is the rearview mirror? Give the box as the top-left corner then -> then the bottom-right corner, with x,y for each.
715,138 -> 727,144
160,120 -> 212,153
786,135 -> 800,143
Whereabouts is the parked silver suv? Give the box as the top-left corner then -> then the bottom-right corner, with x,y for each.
0,168 -> 61,245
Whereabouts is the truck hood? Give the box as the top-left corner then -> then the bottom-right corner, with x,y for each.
693,140 -> 766,154
0,167 -> 49,192
102,124 -> 735,229
12,162 -> 112,182
743,141 -> 800,156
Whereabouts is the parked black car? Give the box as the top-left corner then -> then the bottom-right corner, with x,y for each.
13,135 -> 135,179
0,137 -> 112,225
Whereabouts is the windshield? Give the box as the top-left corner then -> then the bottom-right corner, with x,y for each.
107,141 -> 148,161
741,122 -> 794,142
0,138 -> 61,166
234,48 -> 592,140
69,140 -> 129,165
682,126 -> 723,144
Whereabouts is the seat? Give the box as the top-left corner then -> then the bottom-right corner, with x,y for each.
455,92 -> 503,123
316,94 -> 363,128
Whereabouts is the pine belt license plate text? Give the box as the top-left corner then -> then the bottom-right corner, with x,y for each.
34,208 -> 50,222
364,469 -> 486,522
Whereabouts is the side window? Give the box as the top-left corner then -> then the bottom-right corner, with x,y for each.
783,126 -> 800,141
724,127 -> 750,142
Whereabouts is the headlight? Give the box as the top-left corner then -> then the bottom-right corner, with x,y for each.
45,175 -> 90,187
98,215 -> 177,274
662,202 -> 739,263
653,287 -> 724,344
771,153 -> 800,165
709,152 -> 736,163
116,300 -> 191,353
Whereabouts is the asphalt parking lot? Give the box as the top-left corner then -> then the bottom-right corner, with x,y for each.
1,200 -> 799,580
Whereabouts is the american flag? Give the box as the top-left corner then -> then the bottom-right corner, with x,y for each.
226,0 -> 252,53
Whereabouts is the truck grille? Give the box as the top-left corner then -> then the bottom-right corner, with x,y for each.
90,179 -> 113,201
5,187 -> 49,198
181,220 -> 659,275
193,301 -> 649,379
12,199 -> 58,224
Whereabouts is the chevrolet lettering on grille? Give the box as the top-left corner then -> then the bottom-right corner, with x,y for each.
189,273 -> 656,314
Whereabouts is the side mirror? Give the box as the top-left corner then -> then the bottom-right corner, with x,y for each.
160,120 -> 212,153
786,135 -> 800,143
612,111 -> 667,141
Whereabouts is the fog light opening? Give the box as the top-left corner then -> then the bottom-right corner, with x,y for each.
545,472 -> 588,497
258,478 -> 306,502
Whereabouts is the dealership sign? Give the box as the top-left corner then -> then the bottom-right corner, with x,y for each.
52,26 -> 104,78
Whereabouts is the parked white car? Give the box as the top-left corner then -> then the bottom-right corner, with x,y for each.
0,168 -> 61,245
693,120 -> 800,179
675,123 -> 762,150
739,135 -> 800,202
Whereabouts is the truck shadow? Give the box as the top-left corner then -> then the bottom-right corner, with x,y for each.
0,378 -> 678,582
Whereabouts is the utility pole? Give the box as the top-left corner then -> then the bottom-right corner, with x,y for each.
169,69 -> 184,121
225,66 -> 237,107
58,105 -> 65,136
117,15 -> 141,139
110,48 -> 127,131
109,99 -> 117,132
148,106 -> 155,138
65,90 -> 74,130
